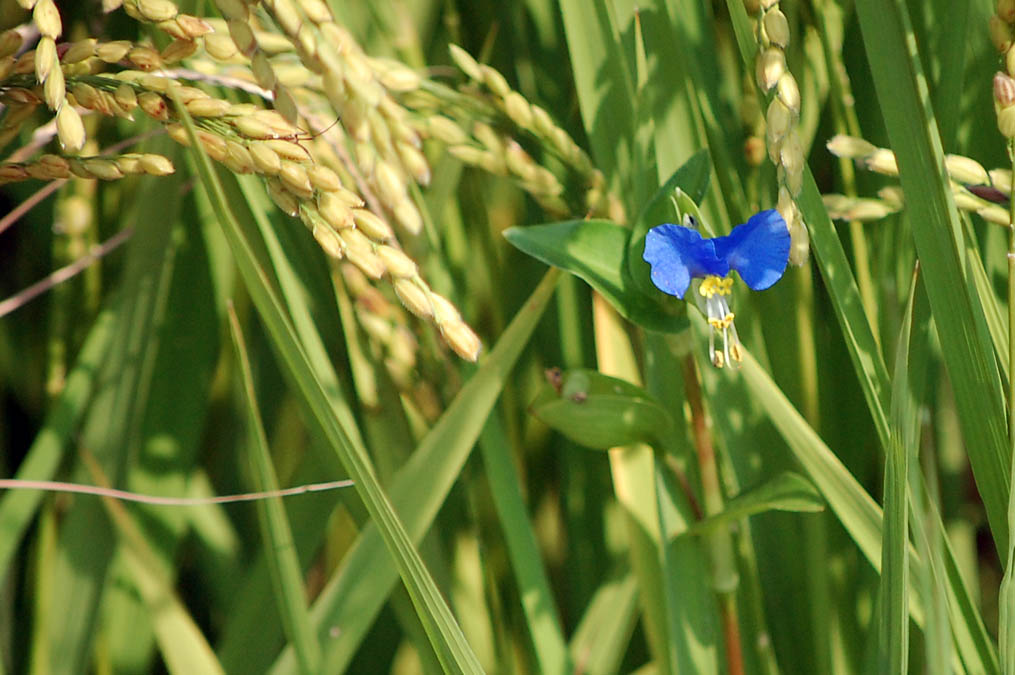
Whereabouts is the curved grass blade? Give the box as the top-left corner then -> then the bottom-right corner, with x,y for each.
270,269 -> 562,674
855,0 -> 1010,555
227,306 -> 320,675
172,94 -> 484,674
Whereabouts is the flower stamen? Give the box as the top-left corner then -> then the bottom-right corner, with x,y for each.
700,274 -> 744,368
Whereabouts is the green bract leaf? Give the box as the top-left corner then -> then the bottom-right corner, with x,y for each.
504,220 -> 687,333
682,472 -> 825,537
626,151 -> 712,296
529,368 -> 673,449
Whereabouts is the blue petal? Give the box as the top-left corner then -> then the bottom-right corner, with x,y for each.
712,209 -> 790,291
643,224 -> 728,299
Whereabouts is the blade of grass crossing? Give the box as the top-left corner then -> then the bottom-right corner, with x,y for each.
270,269 -> 562,674
0,306 -> 116,578
854,0 -> 1010,555
227,306 -> 320,675
478,412 -> 573,673
171,94 -> 484,674
879,269 -> 923,673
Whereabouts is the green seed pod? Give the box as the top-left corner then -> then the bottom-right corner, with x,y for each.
480,64 -> 510,96
762,8 -> 790,47
137,0 -> 178,22
991,14 -> 1014,53
139,153 -> 175,175
999,105 -> 1015,138
96,40 -> 132,63
227,18 -> 257,56
864,148 -> 899,175
991,168 -> 1013,193
318,192 -> 353,230
775,73 -> 800,116
978,205 -> 1011,225
223,141 -> 255,173
186,96 -> 231,117
376,245 -> 417,278
392,198 -> 423,235
34,36 -> 56,82
1001,0 -> 1015,23
128,46 -> 163,70
175,14 -> 212,38
203,32 -> 239,60
340,228 -> 385,278
312,224 -> 345,259
0,30 -> 22,59
945,154 -> 990,185
825,134 -> 877,159
161,38 -> 198,63
33,0 -> 62,39
448,44 -> 482,80
265,178 -> 300,216
250,51 -> 277,90
308,164 -> 343,192
279,161 -> 313,198
83,158 -> 125,180
137,91 -> 169,120
755,47 -> 785,92
62,39 -> 96,64
43,64 -> 64,110
249,142 -> 282,175
503,91 -> 533,129
352,208 -> 394,241
441,320 -> 481,362
393,277 -> 433,319
56,104 -> 85,152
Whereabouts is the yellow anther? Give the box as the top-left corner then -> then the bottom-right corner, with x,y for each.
730,343 -> 743,363
713,350 -> 725,368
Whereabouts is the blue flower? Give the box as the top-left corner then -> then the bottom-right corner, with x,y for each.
643,209 -> 790,367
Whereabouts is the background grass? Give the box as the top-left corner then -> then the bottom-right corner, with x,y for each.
1,0 -> 1013,673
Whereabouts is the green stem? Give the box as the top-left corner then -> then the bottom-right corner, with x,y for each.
1002,140 -> 1015,675
680,355 -> 742,675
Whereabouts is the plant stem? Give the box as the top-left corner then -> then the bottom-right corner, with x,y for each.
680,354 -> 743,675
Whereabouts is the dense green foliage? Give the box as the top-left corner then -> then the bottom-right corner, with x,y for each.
1,0 -> 1013,673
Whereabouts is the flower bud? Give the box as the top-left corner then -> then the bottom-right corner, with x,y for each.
392,199 -> 423,235
340,228 -> 385,278
776,73 -> 800,116
249,142 -> 282,175
83,158 -> 124,180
